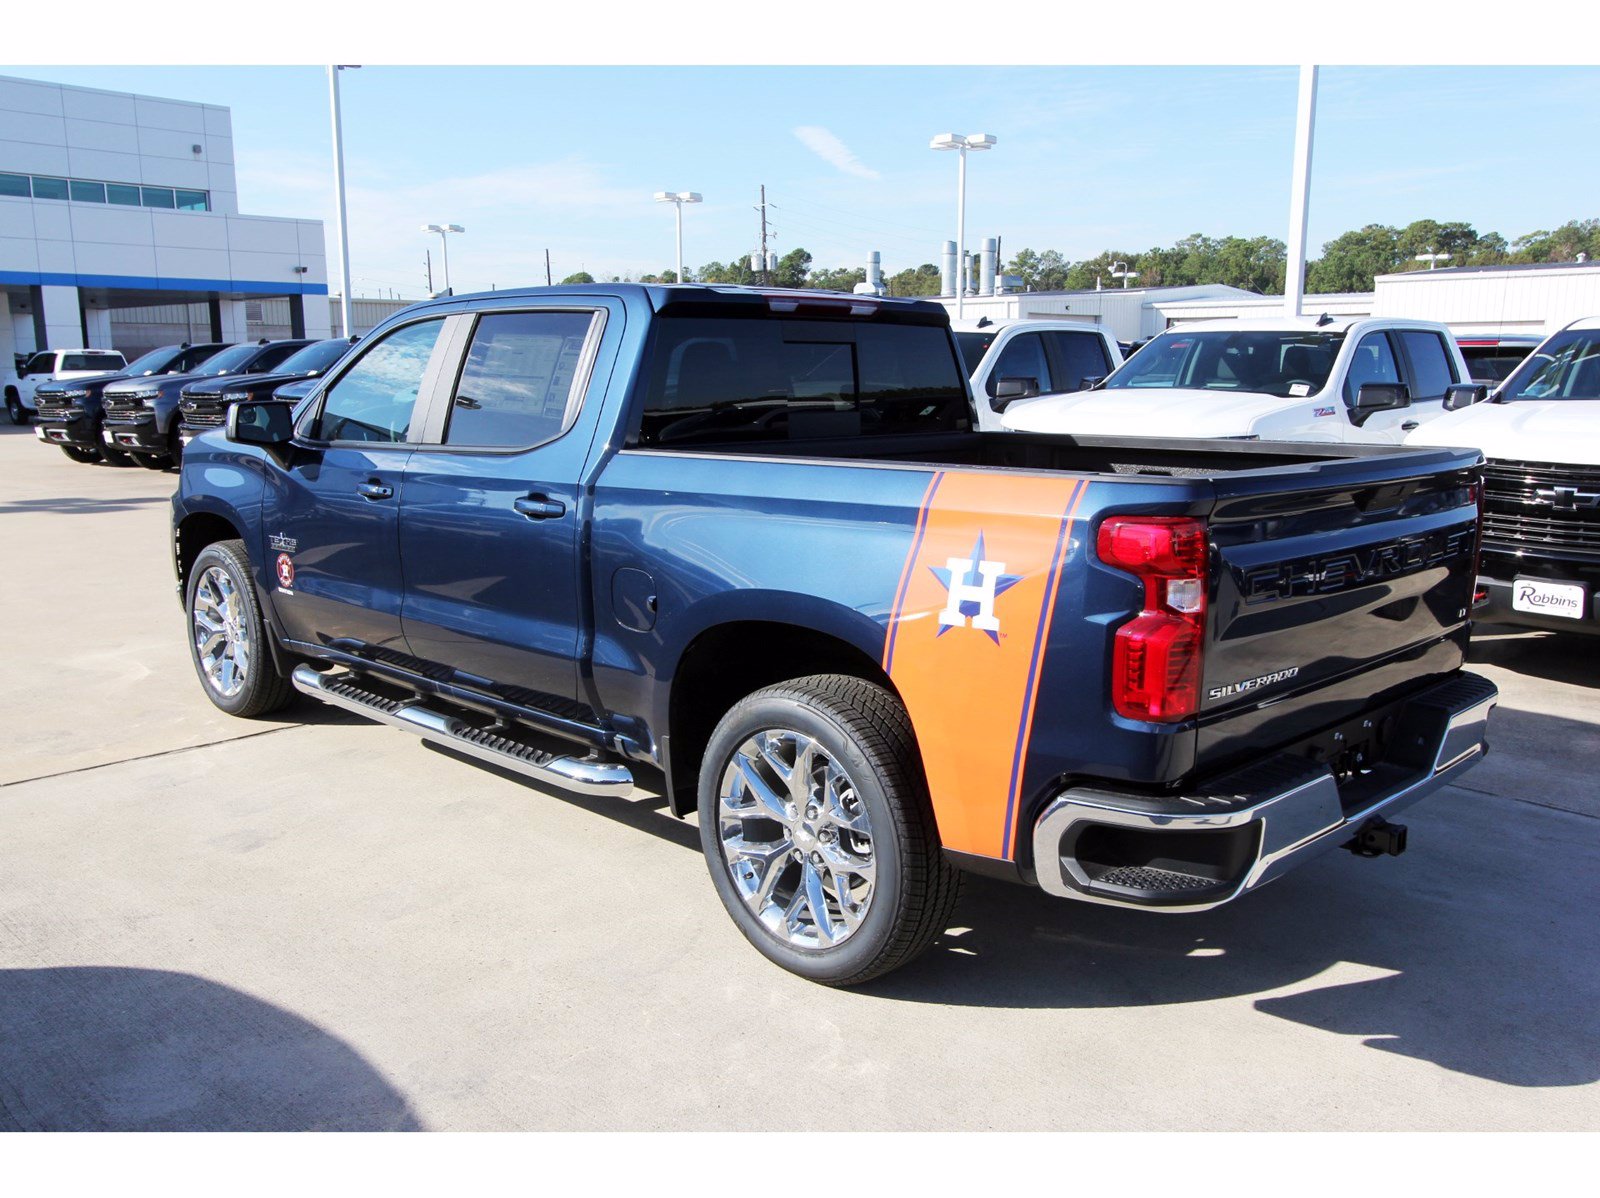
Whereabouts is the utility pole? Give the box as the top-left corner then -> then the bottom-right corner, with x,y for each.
1285,65 -> 1319,318
757,185 -> 770,286
424,250 -> 433,293
327,66 -> 358,342
545,248 -> 553,286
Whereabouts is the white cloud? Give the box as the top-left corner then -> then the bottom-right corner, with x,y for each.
793,126 -> 880,180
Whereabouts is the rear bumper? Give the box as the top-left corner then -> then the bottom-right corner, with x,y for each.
1031,672 -> 1497,911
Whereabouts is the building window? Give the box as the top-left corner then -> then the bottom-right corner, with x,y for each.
0,171 -> 208,211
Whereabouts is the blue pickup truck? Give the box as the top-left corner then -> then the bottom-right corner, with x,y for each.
171,284 -> 1497,984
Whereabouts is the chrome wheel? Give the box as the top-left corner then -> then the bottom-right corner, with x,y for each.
192,565 -> 251,699
718,729 -> 876,950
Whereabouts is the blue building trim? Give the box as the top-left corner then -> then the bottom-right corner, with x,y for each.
0,269 -> 329,296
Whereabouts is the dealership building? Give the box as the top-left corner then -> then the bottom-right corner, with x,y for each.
1,74 -> 331,366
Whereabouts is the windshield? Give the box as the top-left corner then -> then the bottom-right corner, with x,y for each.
953,331 -> 998,374
276,339 -> 351,376
121,347 -> 185,376
1497,330 -> 1600,402
200,344 -> 265,375
1105,330 -> 1345,398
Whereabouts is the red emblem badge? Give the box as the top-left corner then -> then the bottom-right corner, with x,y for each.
275,552 -> 295,590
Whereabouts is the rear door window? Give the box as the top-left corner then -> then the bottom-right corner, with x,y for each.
1343,332 -> 1402,405
1045,331 -> 1112,391
24,352 -> 57,375
1398,330 -> 1457,401
986,333 -> 1053,398
444,311 -> 597,449
313,319 -> 446,444
637,316 -> 968,447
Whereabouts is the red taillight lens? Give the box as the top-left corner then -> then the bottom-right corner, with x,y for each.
1098,517 -> 1209,723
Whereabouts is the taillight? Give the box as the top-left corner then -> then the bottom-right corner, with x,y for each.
1098,516 -> 1209,723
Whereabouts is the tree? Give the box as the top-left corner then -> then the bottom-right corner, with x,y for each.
1306,224 -> 1402,293
560,271 -> 595,285
809,266 -> 867,293
885,264 -> 941,297
1512,220 -> 1600,263
774,247 -> 813,288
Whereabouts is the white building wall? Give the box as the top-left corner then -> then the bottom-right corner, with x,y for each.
1372,264 -> 1600,334
932,285 -> 1256,342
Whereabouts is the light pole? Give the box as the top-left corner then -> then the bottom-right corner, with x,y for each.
327,65 -> 360,338
1111,260 -> 1140,289
422,224 -> 464,293
930,132 -> 997,318
653,191 -> 701,284
1415,251 -> 1452,270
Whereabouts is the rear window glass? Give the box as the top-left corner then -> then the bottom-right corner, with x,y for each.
1459,345 -> 1533,385
61,353 -> 123,371
636,316 -> 969,447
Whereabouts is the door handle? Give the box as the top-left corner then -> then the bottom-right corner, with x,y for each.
1400,420 -> 1420,431
356,481 -> 394,500
514,494 -> 566,520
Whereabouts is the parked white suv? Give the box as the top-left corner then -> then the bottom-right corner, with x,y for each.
5,348 -> 127,424
951,318 -> 1123,433
1002,316 -> 1475,443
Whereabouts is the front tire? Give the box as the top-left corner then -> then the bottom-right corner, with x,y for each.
185,539 -> 294,718
6,391 -> 27,425
96,424 -> 133,466
698,674 -> 960,986
60,445 -> 100,463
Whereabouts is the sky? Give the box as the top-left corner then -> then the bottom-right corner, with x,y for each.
5,64 -> 1598,300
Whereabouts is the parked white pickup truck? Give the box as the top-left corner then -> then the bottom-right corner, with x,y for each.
5,348 -> 126,424
950,317 -> 1123,433
1405,316 -> 1600,634
1002,316 -> 1477,444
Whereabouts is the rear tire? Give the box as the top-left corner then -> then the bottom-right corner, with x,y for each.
698,674 -> 960,986
6,391 -> 27,425
60,445 -> 100,463
185,539 -> 295,718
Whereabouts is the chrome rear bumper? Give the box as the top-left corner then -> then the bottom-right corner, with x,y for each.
1031,672 -> 1497,912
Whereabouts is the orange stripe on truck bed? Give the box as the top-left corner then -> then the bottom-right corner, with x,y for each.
883,471 -> 1086,861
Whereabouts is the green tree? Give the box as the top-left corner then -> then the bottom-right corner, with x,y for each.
809,266 -> 867,293
774,247 -> 813,288
1511,220 -> 1600,263
885,263 -> 942,297
1306,224 -> 1401,293
560,271 -> 595,285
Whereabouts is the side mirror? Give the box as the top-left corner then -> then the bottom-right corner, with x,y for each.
1443,382 -> 1488,411
1350,381 -> 1409,426
1078,375 -> 1106,392
226,400 -> 295,445
991,375 -> 1041,411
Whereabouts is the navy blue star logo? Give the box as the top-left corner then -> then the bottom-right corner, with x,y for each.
929,532 -> 1024,644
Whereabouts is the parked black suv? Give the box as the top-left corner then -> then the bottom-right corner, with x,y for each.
34,343 -> 231,464
178,337 -> 357,446
102,339 -> 312,468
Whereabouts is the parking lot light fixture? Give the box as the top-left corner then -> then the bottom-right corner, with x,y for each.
1111,260 -> 1140,289
422,223 -> 465,294
1415,251 -> 1452,270
930,133 -> 996,318
654,192 -> 701,285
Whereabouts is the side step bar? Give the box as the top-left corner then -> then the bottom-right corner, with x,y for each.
291,665 -> 633,799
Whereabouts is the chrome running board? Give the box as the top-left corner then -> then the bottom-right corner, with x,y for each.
291,665 -> 633,799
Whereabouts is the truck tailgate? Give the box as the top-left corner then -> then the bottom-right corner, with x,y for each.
1195,448 -> 1482,776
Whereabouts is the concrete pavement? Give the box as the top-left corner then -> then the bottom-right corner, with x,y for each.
1,420 -> 1596,1130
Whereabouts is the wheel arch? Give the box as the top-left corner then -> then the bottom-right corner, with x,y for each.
662,615 -> 921,819
174,510 -> 246,597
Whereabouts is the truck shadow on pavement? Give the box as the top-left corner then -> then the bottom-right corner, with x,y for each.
868,789 -> 1600,1089
0,966 -> 423,1131
1469,626 -> 1600,688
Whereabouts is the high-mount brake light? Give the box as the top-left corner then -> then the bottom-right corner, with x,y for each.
1097,516 -> 1210,722
763,295 -> 880,318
